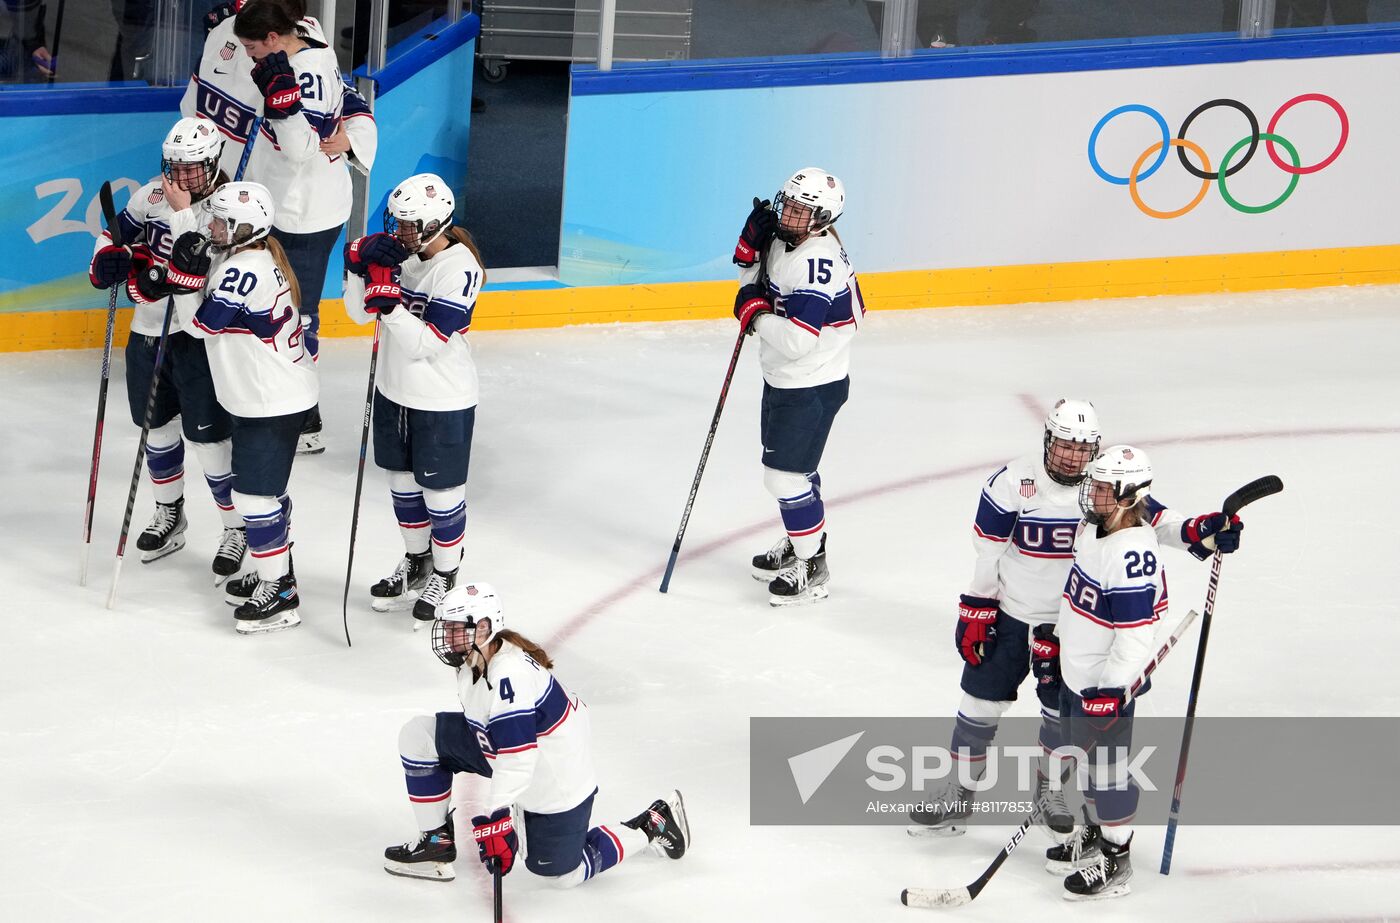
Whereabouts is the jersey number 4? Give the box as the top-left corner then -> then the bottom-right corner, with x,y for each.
499,677 -> 515,704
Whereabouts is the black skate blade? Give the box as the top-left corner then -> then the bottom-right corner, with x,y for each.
139,534 -> 187,564
384,860 -> 455,882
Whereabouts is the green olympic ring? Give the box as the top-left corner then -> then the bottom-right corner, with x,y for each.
1217,132 -> 1300,215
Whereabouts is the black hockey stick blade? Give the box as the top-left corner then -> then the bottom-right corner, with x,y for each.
99,181 -> 123,247
1223,475 -> 1284,519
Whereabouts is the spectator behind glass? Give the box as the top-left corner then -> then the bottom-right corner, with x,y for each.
1,0 -> 54,81
862,1 -> 1041,48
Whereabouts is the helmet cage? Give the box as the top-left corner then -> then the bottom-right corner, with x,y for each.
1043,430 -> 1102,486
383,208 -> 451,254
1078,471 -> 1152,525
162,156 -> 221,200
773,191 -> 832,243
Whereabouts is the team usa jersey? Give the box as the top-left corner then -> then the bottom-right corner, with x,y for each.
238,17 -> 376,234
344,239 -> 484,412
94,181 -> 205,336
1058,520 -> 1169,694
184,246 -> 319,418
181,15 -> 260,180
456,643 -> 598,816
739,230 -> 865,389
970,454 -> 1190,624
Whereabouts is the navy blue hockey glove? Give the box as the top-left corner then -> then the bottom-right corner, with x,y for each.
203,0 -> 237,35
956,595 -> 999,666
1078,687 -> 1127,731
251,51 -> 302,119
1181,512 -> 1243,560
733,282 -> 772,333
89,243 -> 131,289
734,197 -> 778,267
364,263 -> 401,315
345,232 -> 409,277
1031,624 -> 1061,692
471,807 -> 518,876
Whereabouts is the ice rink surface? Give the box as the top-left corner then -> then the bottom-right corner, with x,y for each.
3,285 -> 1399,921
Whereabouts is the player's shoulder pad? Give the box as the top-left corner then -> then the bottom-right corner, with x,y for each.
128,180 -> 166,220
1104,523 -> 1162,558
488,644 -> 548,692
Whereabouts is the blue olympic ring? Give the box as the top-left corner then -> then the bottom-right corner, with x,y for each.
1087,104 -> 1170,186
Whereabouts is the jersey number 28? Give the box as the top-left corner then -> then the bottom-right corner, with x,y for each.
1124,551 -> 1158,578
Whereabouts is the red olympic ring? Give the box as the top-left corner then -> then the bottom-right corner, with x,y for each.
1266,93 -> 1349,175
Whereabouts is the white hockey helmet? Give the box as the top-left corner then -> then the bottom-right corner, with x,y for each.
1079,444 -> 1153,525
1043,398 -> 1102,486
384,173 -> 455,253
162,117 -> 225,199
202,182 -> 274,250
774,167 -> 845,243
431,581 -> 505,668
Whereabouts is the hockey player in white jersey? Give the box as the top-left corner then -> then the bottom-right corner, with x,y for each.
182,182 -> 318,634
86,117 -> 247,582
1053,445 -> 1185,900
909,400 -> 1243,839
733,168 -> 865,606
344,175 -> 486,623
384,583 -> 690,886
232,0 -> 378,453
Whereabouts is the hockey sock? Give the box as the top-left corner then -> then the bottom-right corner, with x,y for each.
764,467 -> 824,559
388,471 -> 430,554
399,716 -> 452,831
146,421 -> 185,505
423,484 -> 466,573
950,693 -> 1008,783
1038,706 -> 1065,757
233,491 -> 289,582
580,824 -> 647,881
191,438 -> 240,528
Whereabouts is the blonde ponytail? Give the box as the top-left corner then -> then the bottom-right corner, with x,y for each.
261,236 -> 304,313
448,226 -> 487,284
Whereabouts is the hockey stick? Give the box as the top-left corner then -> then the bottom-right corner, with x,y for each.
108,295 -> 178,609
81,181 -> 124,586
1160,474 -> 1284,875
492,858 -> 503,923
340,315 -> 381,648
902,608 -> 1203,909
659,242 -> 771,593
45,0 -> 66,83
235,117 -> 263,182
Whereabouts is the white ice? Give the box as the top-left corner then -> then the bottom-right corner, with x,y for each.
3,285 -> 1399,921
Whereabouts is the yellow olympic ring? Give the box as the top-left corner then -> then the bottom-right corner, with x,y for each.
1129,138 -> 1211,220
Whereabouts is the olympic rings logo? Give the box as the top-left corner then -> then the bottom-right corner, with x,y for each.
1087,94 -> 1348,219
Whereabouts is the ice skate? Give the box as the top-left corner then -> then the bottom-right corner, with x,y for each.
412,566 -> 457,627
296,407 -> 325,456
767,534 -> 829,607
137,498 -> 187,563
371,551 -> 432,612
906,780 -> 973,838
384,815 -> 456,882
751,534 -> 796,581
1063,836 -> 1131,901
623,790 -> 690,860
1034,771 -> 1076,838
1046,821 -> 1103,874
233,572 -> 301,634
212,527 -> 247,585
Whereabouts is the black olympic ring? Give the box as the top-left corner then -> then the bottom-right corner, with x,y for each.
1175,98 -> 1260,181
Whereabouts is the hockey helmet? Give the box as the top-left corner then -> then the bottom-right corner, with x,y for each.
431,581 -> 504,668
202,182 -> 274,250
1043,398 -> 1102,486
1079,445 -> 1153,525
774,167 -> 844,243
384,173 -> 455,253
162,117 -> 225,199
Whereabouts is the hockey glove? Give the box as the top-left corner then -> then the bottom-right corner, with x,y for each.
1078,687 -> 1127,730
1181,512 -> 1243,560
345,232 -> 410,277
364,263 -> 401,315
166,232 -> 212,293
733,282 -> 772,333
251,51 -> 302,119
90,243 -> 131,289
471,807 -> 518,876
955,595 -> 999,667
734,197 -> 778,267
203,0 -> 236,35
1031,624 -> 1061,692
127,245 -> 165,304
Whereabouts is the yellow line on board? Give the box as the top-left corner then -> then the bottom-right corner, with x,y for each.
5,245 -> 1399,352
